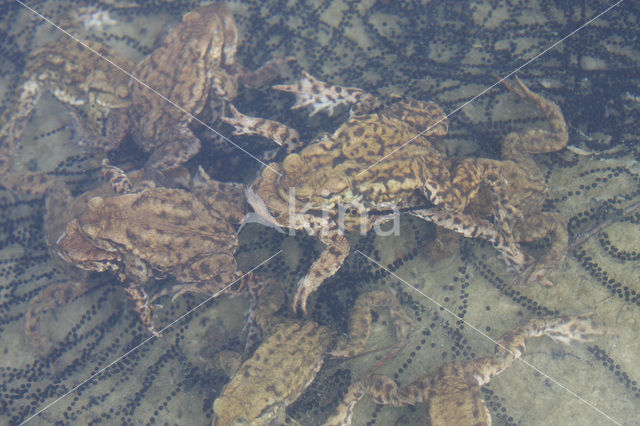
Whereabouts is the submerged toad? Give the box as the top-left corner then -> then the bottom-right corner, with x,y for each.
212,277 -> 415,425
54,161 -> 249,333
0,26 -> 133,175
411,77 -> 569,286
326,313 -> 605,425
72,3 -> 294,171
226,73 -> 530,313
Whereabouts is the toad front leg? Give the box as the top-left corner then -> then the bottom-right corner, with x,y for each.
326,314 -> 604,426
293,224 -> 350,313
123,284 -> 163,336
499,77 -> 570,287
221,104 -> 303,153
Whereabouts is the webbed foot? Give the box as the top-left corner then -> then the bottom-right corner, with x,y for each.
273,71 -> 380,116
543,313 -> 607,345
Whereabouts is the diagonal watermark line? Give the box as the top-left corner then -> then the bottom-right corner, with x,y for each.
355,250 -> 621,425
13,0 -> 282,176
8,1 -> 623,423
357,0 -> 625,177
20,250 -> 282,425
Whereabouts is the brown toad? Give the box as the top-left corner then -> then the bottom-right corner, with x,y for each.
55,161 -> 249,333
226,73 -> 526,313
17,164 -> 154,355
0,27 -> 133,175
326,314 -> 604,426
411,77 -> 569,287
73,3 -> 294,171
212,277 -> 415,426
20,164 -> 201,355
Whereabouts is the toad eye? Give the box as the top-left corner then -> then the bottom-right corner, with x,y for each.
82,224 -> 99,238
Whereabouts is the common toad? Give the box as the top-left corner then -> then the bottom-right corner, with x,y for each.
54,161 -> 249,333
411,77 -> 569,286
0,28 -> 133,175
72,4 -> 294,171
212,277 -> 415,425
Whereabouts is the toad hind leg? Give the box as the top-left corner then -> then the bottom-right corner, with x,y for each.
68,107 -> 129,152
236,55 -> 296,88
273,71 -> 381,117
429,157 -> 523,237
410,208 -> 533,271
469,313 -> 604,387
326,314 -> 604,426
171,252 -> 240,301
221,104 -> 303,152
26,280 -> 94,356
146,126 -> 201,171
0,80 -> 41,174
325,373 -> 423,426
501,76 -> 568,170
512,211 -> 568,287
